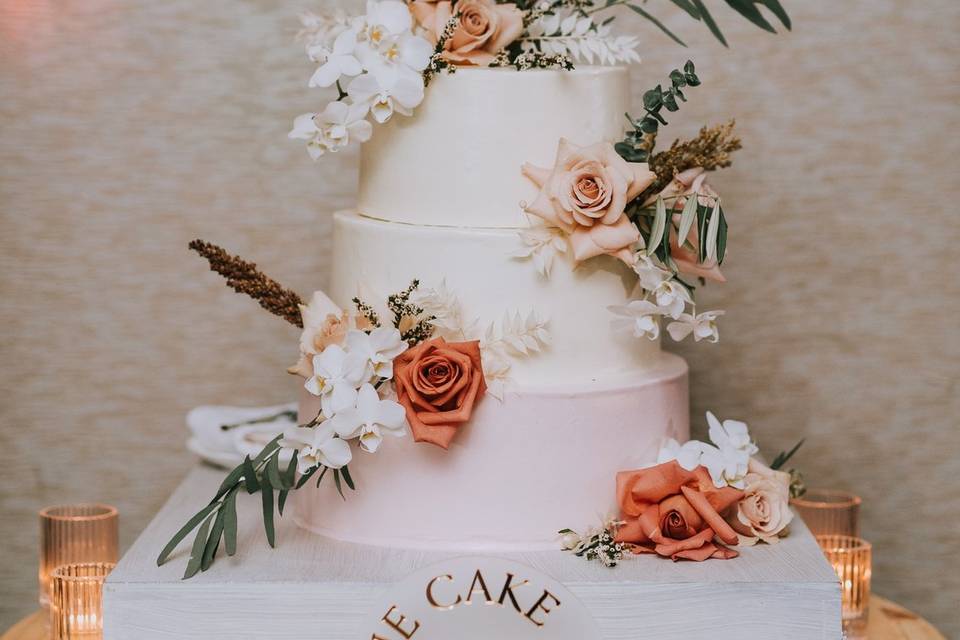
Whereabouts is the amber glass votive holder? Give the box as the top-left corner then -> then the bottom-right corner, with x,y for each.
791,489 -> 861,537
817,535 -> 871,639
49,562 -> 115,639
39,504 -> 118,608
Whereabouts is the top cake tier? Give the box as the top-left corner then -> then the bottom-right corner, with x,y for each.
357,66 -> 629,229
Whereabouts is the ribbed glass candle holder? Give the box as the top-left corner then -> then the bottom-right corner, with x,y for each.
39,504 -> 118,608
817,535 -> 871,639
49,562 -> 115,639
791,489 -> 861,537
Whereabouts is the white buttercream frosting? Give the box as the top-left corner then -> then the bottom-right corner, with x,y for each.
357,66 -> 629,228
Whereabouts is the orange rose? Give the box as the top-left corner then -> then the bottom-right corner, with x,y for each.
392,337 -> 486,449
410,0 -> 523,66
614,460 -> 744,561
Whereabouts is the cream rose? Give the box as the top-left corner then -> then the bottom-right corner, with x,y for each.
728,458 -> 794,545
410,0 -> 523,65
522,138 -> 656,264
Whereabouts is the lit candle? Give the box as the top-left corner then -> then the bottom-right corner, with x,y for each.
816,535 -> 871,639
50,562 -> 115,639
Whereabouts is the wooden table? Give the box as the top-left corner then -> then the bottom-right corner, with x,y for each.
2,596 -> 945,640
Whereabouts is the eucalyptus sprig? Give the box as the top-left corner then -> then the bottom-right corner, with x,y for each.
615,60 -> 700,163
156,430 -> 355,579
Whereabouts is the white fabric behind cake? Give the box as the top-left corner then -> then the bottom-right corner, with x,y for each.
0,0 -> 958,635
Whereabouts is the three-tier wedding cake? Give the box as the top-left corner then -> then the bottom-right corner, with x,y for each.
292,66 -> 690,550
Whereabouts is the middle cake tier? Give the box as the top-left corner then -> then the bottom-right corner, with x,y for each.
328,210 -> 662,387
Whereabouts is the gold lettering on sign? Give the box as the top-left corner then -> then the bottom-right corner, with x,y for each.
380,605 -> 420,638
464,569 -> 494,605
497,572 -> 531,614
426,574 -> 462,611
525,590 -> 561,627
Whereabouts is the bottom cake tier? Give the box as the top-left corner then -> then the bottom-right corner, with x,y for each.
291,353 -> 689,550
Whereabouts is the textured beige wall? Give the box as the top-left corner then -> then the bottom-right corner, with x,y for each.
1,0 -> 958,635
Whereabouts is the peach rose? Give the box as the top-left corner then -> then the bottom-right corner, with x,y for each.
728,458 -> 794,545
411,0 -> 523,65
287,291 -> 349,378
645,167 -> 725,282
614,460 -> 744,561
523,139 -> 656,265
392,337 -> 486,449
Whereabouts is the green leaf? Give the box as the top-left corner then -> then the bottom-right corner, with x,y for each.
283,450 -> 299,488
223,488 -> 238,556
157,502 -> 219,566
213,463 -> 245,502
182,514 -> 214,580
277,489 -> 289,516
294,463 -> 320,489
252,434 -> 283,465
669,69 -> 687,88
642,88 -> 662,110
648,197 -> 667,254
333,469 -> 346,500
639,118 -> 659,134
315,465 -> 329,488
242,455 -> 260,494
677,192 -> 699,248
717,208 -> 728,264
683,60 -> 696,75
723,0 -> 777,33
662,92 -> 679,112
667,0 -> 700,19
627,4 -> 687,46
760,0 -> 791,29
200,505 -> 226,571
261,474 -> 275,548
771,439 -> 805,470
706,199 -> 722,263
690,0 -> 728,46
341,465 -> 356,491
266,454 -> 284,490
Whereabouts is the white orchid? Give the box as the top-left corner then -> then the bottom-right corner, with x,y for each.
289,100 -> 372,159
608,300 -> 663,340
356,1 -> 432,86
279,422 -> 353,473
330,383 -> 407,453
512,225 -> 568,277
304,344 -> 368,417
297,9 -> 352,52
308,28 -> 363,88
652,279 -> 692,319
667,309 -> 724,343
347,71 -> 424,124
656,412 -> 759,489
346,327 -> 408,380
632,253 -> 673,291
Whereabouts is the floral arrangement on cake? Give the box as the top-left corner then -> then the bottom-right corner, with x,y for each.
291,0 -> 789,156
157,241 -> 546,577
560,414 -> 805,565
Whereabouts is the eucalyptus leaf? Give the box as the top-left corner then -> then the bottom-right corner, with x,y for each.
213,463 -> 245,502
266,454 -> 283,490
723,0 -> 777,33
223,488 -> 238,556
333,469 -> 346,500
157,502 -> 218,566
717,209 -> 728,264
261,474 -> 275,548
242,455 -> 260,494
182,514 -> 214,580
706,200 -> 721,263
667,0 -> 700,19
295,463 -> 320,489
760,0 -> 791,29
201,505 -> 226,571
283,450 -> 299,488
251,434 -> 283,465
277,489 -> 289,516
648,197 -> 667,254
677,192 -> 699,247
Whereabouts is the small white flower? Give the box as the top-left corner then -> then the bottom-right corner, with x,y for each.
279,422 -> 353,472
289,100 -> 372,160
330,383 -> 407,453
608,300 -> 663,340
512,225 -> 568,277
652,279 -> 692,319
308,28 -> 363,88
356,2 -> 432,87
304,344 -> 368,417
347,71 -> 424,124
666,309 -> 724,343
346,327 -> 408,380
655,412 -> 758,489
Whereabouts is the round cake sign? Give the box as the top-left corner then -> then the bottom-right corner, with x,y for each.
360,556 -> 601,639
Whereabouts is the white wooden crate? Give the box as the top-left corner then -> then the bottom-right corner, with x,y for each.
103,466 -> 841,639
